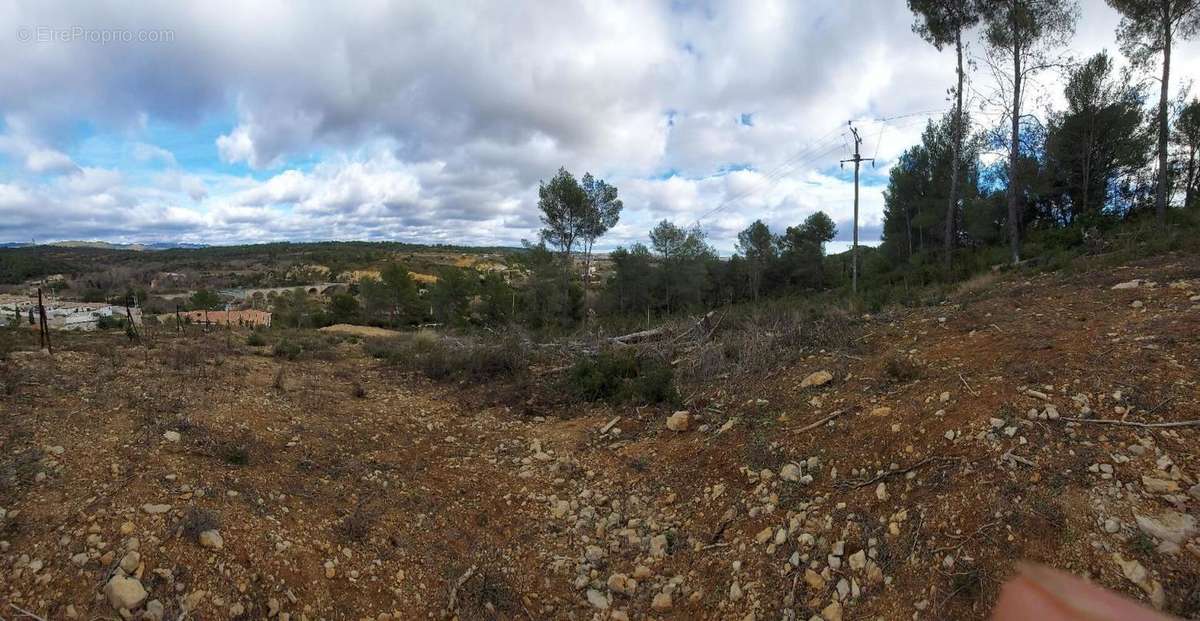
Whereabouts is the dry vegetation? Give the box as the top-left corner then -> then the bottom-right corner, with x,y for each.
0,252 -> 1198,620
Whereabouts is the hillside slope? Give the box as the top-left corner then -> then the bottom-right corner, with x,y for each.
0,252 -> 1197,620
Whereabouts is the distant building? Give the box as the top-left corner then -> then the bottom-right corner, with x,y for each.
46,304 -> 142,331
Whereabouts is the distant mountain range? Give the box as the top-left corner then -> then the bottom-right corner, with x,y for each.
0,241 -> 210,251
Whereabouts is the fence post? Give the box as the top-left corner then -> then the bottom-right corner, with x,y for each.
37,287 -> 52,355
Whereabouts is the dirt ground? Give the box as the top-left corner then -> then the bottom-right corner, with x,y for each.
1,252 -> 1198,620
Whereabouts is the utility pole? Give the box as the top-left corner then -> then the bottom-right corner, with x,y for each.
841,121 -> 873,295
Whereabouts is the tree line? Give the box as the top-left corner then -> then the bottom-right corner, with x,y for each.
899,0 -> 1199,272
263,0 -> 1200,330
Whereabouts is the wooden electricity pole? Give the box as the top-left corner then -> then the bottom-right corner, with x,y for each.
841,122 -> 873,294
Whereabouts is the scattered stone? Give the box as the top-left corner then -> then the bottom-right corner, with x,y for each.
1134,511 -> 1197,545
870,407 -> 892,417
875,482 -> 889,501
1111,279 -> 1143,290
1113,554 -> 1165,609
163,431 -> 181,442
800,370 -> 833,389
651,592 -> 672,612
119,550 -> 140,573
780,463 -> 803,482
141,503 -> 172,515
1103,518 -> 1120,534
143,600 -> 164,621
666,411 -> 690,432
848,549 -> 866,571
729,581 -> 742,602
1141,476 -> 1179,494
606,573 -> 636,595
105,574 -> 148,611
198,529 -> 224,550
650,534 -> 668,558
585,588 -> 609,610
821,600 -> 843,621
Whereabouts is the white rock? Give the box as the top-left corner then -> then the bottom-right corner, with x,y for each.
144,600 -> 164,621
105,574 -> 148,611
1113,553 -> 1165,609
780,463 -> 803,482
650,534 -> 668,558
198,529 -> 224,550
606,573 -> 636,595
800,370 -> 834,389
585,588 -> 609,610
162,431 -> 181,442
1134,511 -> 1197,545
848,549 -> 866,571
666,411 -> 690,432
141,504 -> 172,515
875,482 -> 889,501
119,550 -> 140,573
651,592 -> 673,611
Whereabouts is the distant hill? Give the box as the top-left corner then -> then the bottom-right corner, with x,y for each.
0,240 -> 525,285
0,241 -> 210,251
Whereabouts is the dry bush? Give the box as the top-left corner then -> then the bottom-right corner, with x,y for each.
449,554 -> 521,619
953,270 -> 1001,299
0,363 -> 22,396
178,506 -> 220,539
882,354 -> 923,383
337,503 -> 379,543
273,365 -> 287,391
0,448 -> 43,505
676,306 -> 856,385
365,332 -> 530,382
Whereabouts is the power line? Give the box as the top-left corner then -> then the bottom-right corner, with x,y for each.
686,106 -> 952,240
694,125 -> 847,223
695,140 -> 847,224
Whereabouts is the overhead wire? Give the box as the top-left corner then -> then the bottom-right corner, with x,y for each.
691,107 -> 952,230
694,124 -> 848,223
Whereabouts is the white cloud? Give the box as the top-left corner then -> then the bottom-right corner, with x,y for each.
0,0 -> 1196,247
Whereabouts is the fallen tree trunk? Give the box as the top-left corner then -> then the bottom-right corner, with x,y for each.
610,327 -> 668,344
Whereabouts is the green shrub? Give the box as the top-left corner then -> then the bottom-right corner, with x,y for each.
96,314 -> 126,330
567,349 -> 678,405
365,332 -> 529,382
273,339 -> 302,360
246,331 -> 267,347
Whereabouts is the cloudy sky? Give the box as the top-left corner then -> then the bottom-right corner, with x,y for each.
1,1 -> 1197,253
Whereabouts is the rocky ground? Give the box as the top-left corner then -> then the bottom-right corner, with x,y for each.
1,252 -> 1199,620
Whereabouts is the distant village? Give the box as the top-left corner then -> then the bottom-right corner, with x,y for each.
0,250 -> 550,333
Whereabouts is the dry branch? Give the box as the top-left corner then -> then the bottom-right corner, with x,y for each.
1059,417 -> 1200,429
839,456 -> 960,490
792,409 -> 850,433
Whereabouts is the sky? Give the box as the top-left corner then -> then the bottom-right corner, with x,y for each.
1,1 -> 1197,254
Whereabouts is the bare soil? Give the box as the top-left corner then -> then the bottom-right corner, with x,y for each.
1,252 -> 1198,620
